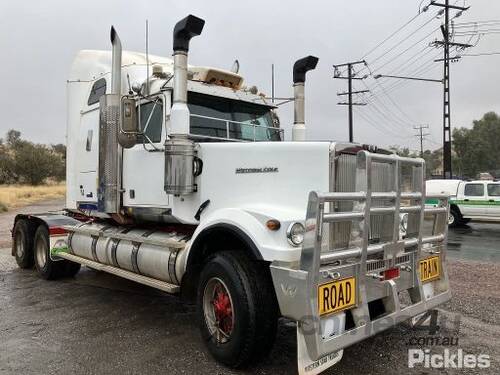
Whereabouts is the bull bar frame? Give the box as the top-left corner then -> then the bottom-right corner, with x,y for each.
270,150 -> 451,362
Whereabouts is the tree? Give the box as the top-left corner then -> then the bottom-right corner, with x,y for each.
6,129 -> 21,146
453,112 -> 500,178
0,141 -> 16,184
13,142 -> 60,185
51,144 -> 66,181
0,130 -> 66,185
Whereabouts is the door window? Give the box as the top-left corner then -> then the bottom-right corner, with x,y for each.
487,184 -> 500,197
87,78 -> 107,106
138,99 -> 163,143
464,183 -> 485,197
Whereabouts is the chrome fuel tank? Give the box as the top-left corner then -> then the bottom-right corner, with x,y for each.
69,223 -> 188,284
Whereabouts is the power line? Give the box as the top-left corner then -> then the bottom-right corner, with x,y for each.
360,12 -> 443,74
461,51 -> 500,57
361,10 -> 424,59
368,51 -> 443,96
359,78 -> 417,128
355,107 -> 414,140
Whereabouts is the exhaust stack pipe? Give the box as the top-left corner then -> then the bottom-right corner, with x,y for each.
97,26 -> 123,214
292,56 -> 319,141
165,15 -> 205,197
110,26 -> 122,95
170,15 -> 205,136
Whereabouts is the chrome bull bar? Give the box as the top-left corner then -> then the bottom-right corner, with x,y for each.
270,150 -> 451,364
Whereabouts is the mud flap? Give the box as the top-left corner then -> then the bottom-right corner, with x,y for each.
297,313 -> 345,375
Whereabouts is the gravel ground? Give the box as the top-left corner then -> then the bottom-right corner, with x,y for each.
0,200 -> 498,374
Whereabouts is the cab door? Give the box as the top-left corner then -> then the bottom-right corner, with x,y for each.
485,183 -> 500,217
122,94 -> 169,208
460,182 -> 487,217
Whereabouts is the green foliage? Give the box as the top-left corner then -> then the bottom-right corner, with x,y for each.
0,130 -> 66,185
389,146 -> 443,179
453,112 -> 500,178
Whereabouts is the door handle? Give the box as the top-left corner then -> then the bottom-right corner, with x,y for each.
489,199 -> 495,202
464,199 -> 469,202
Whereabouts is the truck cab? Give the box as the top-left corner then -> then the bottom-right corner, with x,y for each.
426,179 -> 500,226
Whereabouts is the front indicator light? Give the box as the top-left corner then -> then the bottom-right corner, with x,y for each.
266,219 -> 281,231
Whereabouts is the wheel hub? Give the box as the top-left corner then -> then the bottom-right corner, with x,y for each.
212,284 -> 233,334
15,231 -> 24,257
35,237 -> 47,268
203,278 -> 234,343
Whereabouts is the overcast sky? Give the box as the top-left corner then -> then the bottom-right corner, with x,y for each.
1,0 -> 499,151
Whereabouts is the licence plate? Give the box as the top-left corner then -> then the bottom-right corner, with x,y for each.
419,256 -> 441,283
318,277 -> 356,316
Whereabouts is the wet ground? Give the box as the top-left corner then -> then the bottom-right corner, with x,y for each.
0,200 -> 499,374
448,222 -> 500,263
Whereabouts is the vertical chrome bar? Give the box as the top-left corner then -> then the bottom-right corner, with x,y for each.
351,151 -> 372,324
253,123 -> 256,141
416,159 -> 426,260
226,121 -> 229,139
392,158 -> 401,242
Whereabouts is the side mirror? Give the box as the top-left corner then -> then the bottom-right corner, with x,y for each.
118,97 -> 138,148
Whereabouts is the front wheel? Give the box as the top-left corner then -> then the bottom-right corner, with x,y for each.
448,209 -> 462,228
197,251 -> 278,368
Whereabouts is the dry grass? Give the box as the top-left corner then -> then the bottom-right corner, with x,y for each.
0,183 -> 66,211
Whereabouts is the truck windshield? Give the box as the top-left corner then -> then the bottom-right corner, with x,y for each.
187,91 -> 281,141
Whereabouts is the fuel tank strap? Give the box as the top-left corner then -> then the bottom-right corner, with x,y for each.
131,242 -> 141,274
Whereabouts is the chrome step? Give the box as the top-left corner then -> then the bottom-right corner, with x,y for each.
57,252 -> 180,294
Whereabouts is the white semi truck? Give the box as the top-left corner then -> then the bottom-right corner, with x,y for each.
11,15 -> 451,375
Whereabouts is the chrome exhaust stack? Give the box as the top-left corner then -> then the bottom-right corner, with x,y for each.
292,56 -> 319,141
97,26 -> 123,214
165,15 -> 205,196
110,26 -> 122,95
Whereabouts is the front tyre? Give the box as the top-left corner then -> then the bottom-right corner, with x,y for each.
197,251 -> 278,368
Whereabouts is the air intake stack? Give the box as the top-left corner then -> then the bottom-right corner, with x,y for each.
164,15 -> 205,196
292,56 -> 319,141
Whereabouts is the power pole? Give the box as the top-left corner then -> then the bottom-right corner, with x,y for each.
333,60 -> 368,142
414,125 -> 430,158
429,0 -> 470,179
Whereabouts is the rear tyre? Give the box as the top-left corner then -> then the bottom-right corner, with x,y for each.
12,219 -> 35,269
197,251 -> 278,368
34,226 -> 66,280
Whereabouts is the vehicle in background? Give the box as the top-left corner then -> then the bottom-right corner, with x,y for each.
426,179 -> 500,226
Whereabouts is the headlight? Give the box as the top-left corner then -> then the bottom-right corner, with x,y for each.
287,222 -> 305,246
400,213 -> 408,233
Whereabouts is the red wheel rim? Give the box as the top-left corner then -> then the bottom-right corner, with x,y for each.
203,278 -> 234,343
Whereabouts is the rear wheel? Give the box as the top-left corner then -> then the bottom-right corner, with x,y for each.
197,251 -> 278,368
34,226 -> 79,279
12,219 -> 35,269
